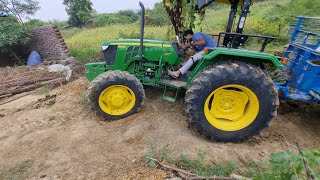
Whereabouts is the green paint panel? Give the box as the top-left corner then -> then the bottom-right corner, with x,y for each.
85,62 -> 106,81
203,48 -> 284,68
85,39 -> 283,94
186,48 -> 285,86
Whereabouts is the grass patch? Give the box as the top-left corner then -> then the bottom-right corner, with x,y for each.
145,146 -> 320,179
80,90 -> 90,109
0,160 -> 34,180
145,146 -> 241,177
173,153 -> 239,177
60,27 -> 82,40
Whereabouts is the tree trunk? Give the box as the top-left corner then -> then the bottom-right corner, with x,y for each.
9,49 -> 22,64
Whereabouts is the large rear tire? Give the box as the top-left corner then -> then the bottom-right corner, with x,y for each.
87,70 -> 145,120
185,62 -> 279,142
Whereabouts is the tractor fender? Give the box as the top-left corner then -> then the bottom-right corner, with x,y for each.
186,48 -> 284,86
202,48 -> 284,69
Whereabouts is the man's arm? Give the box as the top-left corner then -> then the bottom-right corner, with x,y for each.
185,37 -> 206,48
191,38 -> 206,47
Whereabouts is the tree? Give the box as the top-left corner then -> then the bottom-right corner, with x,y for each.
0,16 -> 30,62
146,2 -> 168,26
63,0 -> 93,28
118,10 -> 139,23
0,0 -> 40,23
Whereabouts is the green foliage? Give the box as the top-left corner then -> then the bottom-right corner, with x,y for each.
118,30 -> 140,39
47,19 -> 68,29
243,161 -> 267,177
0,0 -> 40,23
0,16 -> 30,53
144,144 -> 320,179
60,27 -> 82,39
244,0 -> 319,41
93,13 -> 132,27
63,0 -> 93,28
146,2 -> 168,26
25,19 -> 45,28
92,10 -> 139,27
255,150 -> 320,179
118,10 -> 139,23
164,0 -> 205,30
173,153 -> 239,177
145,142 -> 157,168
146,13 -> 168,26
150,148 -> 239,177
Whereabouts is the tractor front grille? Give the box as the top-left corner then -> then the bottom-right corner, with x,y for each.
103,45 -> 118,65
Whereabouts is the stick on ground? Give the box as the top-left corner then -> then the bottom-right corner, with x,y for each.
146,157 -> 243,180
295,142 -> 316,180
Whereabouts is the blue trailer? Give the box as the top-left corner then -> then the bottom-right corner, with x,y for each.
276,16 -> 320,104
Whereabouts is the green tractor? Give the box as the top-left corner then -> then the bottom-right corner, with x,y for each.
85,0 -> 284,142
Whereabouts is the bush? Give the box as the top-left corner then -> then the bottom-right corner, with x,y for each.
47,20 -> 69,29
118,10 -> 139,22
0,16 -> 30,64
146,13 -> 168,26
25,19 -> 46,28
93,12 -> 138,27
0,17 -> 30,53
256,150 -> 320,179
145,2 -> 169,26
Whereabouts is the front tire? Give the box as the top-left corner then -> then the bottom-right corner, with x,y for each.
87,70 -> 145,120
185,62 -> 279,142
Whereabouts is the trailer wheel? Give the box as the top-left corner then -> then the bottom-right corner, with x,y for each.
87,70 -> 145,120
185,62 -> 279,142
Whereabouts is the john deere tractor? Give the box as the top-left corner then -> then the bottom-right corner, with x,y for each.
85,0 -> 285,142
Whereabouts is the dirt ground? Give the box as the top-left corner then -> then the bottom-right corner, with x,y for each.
0,78 -> 319,180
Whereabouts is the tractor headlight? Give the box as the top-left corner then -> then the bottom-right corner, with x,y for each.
102,46 -> 109,51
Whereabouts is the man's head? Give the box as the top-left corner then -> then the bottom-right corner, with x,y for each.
183,29 -> 194,41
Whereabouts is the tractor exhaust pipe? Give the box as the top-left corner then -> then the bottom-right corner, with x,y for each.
139,1 -> 145,61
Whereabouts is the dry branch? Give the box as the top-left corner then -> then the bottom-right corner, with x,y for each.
0,91 -> 35,106
0,76 -> 60,90
0,78 -> 66,96
146,157 -> 244,180
0,65 -> 68,98
295,142 -> 316,180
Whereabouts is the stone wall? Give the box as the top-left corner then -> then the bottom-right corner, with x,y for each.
29,25 -> 70,61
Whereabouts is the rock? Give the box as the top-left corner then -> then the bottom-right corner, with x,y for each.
40,175 -> 47,178
151,105 -> 158,112
45,98 -> 56,106
230,174 -> 251,180
165,177 -> 182,180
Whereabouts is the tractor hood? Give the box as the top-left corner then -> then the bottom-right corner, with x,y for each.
102,39 -> 172,49
101,39 -> 180,65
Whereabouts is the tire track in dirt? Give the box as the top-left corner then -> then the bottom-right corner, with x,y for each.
0,78 -> 319,179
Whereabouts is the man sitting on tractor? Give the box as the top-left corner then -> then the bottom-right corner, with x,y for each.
170,29 -> 217,78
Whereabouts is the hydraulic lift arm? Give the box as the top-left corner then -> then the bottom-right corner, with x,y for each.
164,0 -> 253,35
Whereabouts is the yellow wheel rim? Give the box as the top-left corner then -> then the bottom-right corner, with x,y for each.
204,85 -> 259,131
99,85 -> 136,116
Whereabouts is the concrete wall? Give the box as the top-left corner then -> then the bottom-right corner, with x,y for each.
29,25 -> 70,61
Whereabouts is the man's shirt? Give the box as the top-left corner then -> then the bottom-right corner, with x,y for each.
193,32 -> 217,51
